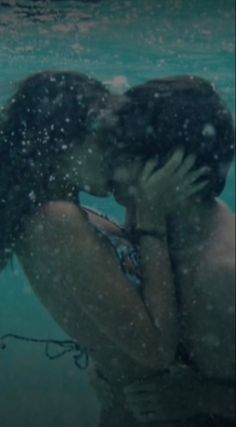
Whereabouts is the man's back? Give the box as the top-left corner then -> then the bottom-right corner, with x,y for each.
172,200 -> 235,384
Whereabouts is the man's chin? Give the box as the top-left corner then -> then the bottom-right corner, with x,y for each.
91,188 -> 113,198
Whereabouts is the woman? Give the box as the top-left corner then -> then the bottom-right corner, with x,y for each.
0,70 -> 210,427
0,70 -> 181,364
0,70 -> 114,267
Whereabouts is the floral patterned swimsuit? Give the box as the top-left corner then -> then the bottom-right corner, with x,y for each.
84,206 -> 143,296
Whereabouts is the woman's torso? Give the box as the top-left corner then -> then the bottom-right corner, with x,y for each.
15,203 -> 234,425
16,204 -> 155,386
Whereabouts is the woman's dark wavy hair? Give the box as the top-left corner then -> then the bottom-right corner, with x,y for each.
0,70 -> 110,270
111,75 -> 235,199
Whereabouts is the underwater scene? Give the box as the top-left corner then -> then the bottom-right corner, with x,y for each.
0,1 -> 235,427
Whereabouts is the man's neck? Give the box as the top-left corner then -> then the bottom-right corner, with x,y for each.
168,197 -> 219,259
123,196 -> 230,256
124,203 -> 137,231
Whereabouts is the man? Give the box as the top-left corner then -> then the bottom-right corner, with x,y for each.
110,75 -> 235,425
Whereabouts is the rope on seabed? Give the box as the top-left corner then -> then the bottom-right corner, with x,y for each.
0,333 -> 89,370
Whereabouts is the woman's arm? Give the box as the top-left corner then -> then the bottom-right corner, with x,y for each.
17,201 -> 167,370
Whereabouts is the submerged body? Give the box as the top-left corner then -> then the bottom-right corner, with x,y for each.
16,198 -> 235,427
1,72 -> 234,427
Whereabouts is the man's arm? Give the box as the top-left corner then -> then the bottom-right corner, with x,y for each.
134,152 -> 208,366
124,365 -> 235,423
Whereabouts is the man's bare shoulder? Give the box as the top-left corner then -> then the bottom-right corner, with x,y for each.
183,200 -> 235,381
207,199 -> 235,262
216,198 -> 235,226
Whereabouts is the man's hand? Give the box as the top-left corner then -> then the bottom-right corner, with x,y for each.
135,150 -> 209,228
124,365 -> 198,423
124,365 -> 235,423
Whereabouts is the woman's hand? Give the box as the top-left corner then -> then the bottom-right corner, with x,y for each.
135,150 -> 209,229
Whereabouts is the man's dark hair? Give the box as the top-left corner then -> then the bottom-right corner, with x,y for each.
111,75 -> 235,199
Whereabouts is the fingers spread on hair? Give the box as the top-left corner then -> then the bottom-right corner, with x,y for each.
175,154 -> 196,179
162,149 -> 185,174
187,180 -> 209,196
186,166 -> 210,184
141,158 -> 158,183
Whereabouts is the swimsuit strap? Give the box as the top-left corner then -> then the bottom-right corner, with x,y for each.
83,206 -> 143,292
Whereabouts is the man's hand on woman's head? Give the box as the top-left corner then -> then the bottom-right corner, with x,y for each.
134,149 -> 209,229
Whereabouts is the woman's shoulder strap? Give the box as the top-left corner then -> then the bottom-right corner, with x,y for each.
82,206 -> 124,237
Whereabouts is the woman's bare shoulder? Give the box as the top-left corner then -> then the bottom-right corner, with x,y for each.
20,202 -> 124,243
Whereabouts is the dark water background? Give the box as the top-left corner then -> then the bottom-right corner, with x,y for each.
0,1 -> 235,426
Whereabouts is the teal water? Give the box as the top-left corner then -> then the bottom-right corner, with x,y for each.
0,1 -> 235,426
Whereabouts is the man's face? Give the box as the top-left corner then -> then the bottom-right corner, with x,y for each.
111,155 -> 144,206
61,136 -> 113,197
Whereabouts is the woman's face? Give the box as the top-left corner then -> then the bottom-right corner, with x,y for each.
61,136 -> 113,197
